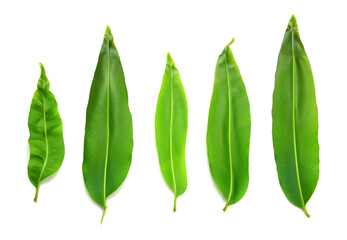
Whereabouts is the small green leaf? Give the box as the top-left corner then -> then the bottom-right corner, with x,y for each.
155,53 -> 188,212
207,40 -> 251,211
82,26 -> 133,223
28,63 -> 65,202
272,15 -> 319,217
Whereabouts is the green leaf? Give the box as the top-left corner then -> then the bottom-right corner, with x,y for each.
206,39 -> 251,211
82,26 -> 133,223
155,53 -> 188,212
28,63 -> 65,202
272,15 -> 319,217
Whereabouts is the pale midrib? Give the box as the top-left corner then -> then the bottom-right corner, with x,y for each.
291,29 -> 308,216
34,92 -> 49,202
224,52 -> 233,211
101,42 -> 110,222
169,64 -> 177,212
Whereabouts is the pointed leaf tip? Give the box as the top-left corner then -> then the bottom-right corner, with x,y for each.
104,25 -> 113,41
39,63 -> 45,76
223,38 -> 235,53
289,14 -> 298,28
166,52 -> 175,66
37,63 -> 49,92
222,38 -> 235,54
227,38 -> 235,48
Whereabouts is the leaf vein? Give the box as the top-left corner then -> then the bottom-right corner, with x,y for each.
34,91 -> 49,202
169,63 -> 177,212
291,27 -> 309,217
101,40 -> 110,223
223,49 -> 233,211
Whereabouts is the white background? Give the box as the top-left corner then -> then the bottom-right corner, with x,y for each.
0,0 -> 346,239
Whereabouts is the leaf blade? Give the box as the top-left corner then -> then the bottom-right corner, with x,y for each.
272,15 -> 319,217
27,63 -> 65,202
155,53 -> 188,212
83,26 -> 133,222
207,41 -> 251,211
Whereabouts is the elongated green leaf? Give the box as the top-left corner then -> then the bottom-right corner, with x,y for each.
155,53 -> 188,212
206,39 -> 251,211
83,26 -> 133,223
272,15 -> 319,217
28,63 -> 65,202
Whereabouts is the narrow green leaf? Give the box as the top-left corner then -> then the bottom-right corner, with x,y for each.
82,26 -> 133,223
155,53 -> 188,212
272,15 -> 319,217
206,39 -> 251,211
28,63 -> 65,202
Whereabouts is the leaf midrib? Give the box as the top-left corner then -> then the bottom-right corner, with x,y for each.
34,91 -> 49,202
290,27 -> 309,217
169,63 -> 177,211
102,40 -> 111,222
224,50 -> 233,211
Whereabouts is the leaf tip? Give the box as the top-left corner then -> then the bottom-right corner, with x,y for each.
37,63 -> 49,92
227,38 -> 235,48
104,25 -> 113,41
291,14 -> 296,21
105,25 -> 111,32
222,38 -> 235,54
39,63 -> 45,76
166,52 -> 175,66
167,52 -> 172,60
289,14 -> 298,28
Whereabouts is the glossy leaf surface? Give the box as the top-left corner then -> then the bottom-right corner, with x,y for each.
207,39 -> 251,211
155,53 -> 188,212
28,63 -> 65,202
83,26 -> 133,223
272,15 -> 319,217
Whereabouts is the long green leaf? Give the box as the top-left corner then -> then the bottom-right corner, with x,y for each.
272,15 -> 319,217
82,26 -> 133,223
28,63 -> 65,202
206,39 -> 251,211
155,53 -> 188,212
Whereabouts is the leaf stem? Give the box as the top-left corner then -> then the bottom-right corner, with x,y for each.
223,203 -> 229,212
303,206 -> 310,218
34,186 -> 40,202
173,196 -> 177,212
101,206 -> 107,224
